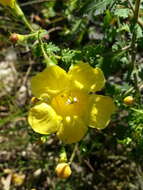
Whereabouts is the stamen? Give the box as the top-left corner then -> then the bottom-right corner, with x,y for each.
67,99 -> 72,104
73,97 -> 78,103
66,96 -> 78,104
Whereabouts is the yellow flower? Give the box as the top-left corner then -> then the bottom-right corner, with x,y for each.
0,0 -> 15,7
28,62 -> 116,144
12,173 -> 25,186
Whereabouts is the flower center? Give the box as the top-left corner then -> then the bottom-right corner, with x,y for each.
51,90 -> 90,117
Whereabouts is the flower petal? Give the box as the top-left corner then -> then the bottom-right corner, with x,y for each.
57,116 -> 88,144
89,95 -> 116,129
68,62 -> 105,92
28,102 -> 62,134
0,0 -> 15,7
31,65 -> 69,98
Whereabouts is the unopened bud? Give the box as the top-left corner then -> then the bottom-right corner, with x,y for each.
55,163 -> 71,179
123,96 -> 134,105
9,33 -> 24,43
9,33 -> 19,43
30,97 -> 40,104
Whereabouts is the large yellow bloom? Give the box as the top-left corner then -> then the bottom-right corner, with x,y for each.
0,0 -> 15,7
28,62 -> 116,144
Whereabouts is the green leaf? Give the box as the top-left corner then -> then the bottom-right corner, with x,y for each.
136,25 -> 143,39
44,42 -> 60,54
117,24 -> 130,33
114,8 -> 130,18
83,0 -> 115,15
61,49 -> 81,63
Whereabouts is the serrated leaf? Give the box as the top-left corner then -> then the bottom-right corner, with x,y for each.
114,8 -> 130,18
117,24 -> 130,32
61,49 -> 81,63
136,25 -> 143,39
83,0 -> 116,15
44,42 -> 60,54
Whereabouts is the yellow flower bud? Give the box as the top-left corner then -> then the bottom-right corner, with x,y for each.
31,97 -> 40,104
55,163 -> 72,179
123,96 -> 134,105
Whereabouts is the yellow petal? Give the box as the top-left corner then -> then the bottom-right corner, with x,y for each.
57,116 -> 88,144
0,0 -> 15,7
68,62 -> 105,92
28,102 -> 62,134
89,95 -> 116,129
31,65 -> 69,98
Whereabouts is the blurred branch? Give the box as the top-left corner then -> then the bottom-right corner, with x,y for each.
101,45 -> 130,57
47,26 -> 62,34
84,159 -> 95,172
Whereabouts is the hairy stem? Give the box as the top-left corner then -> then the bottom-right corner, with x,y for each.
14,3 -> 34,32
130,0 -> 140,71
38,32 -> 54,66
128,0 -> 141,95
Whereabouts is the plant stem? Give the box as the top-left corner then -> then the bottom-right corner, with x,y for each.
130,0 -> 140,72
128,0 -> 143,28
21,0 -> 54,7
21,29 -> 47,41
69,143 -> 78,164
131,108 -> 143,114
38,32 -> 54,66
128,0 -> 141,94
134,0 -> 141,21
14,3 -> 34,32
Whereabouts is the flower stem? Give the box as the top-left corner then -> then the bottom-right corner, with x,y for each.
13,3 -> 34,32
38,32 -> 54,67
69,143 -> 78,164
131,108 -> 143,114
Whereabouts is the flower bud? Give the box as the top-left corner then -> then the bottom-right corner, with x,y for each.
9,33 -> 19,43
55,163 -> 71,179
9,33 -> 25,43
123,96 -> 134,105
31,97 -> 40,104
